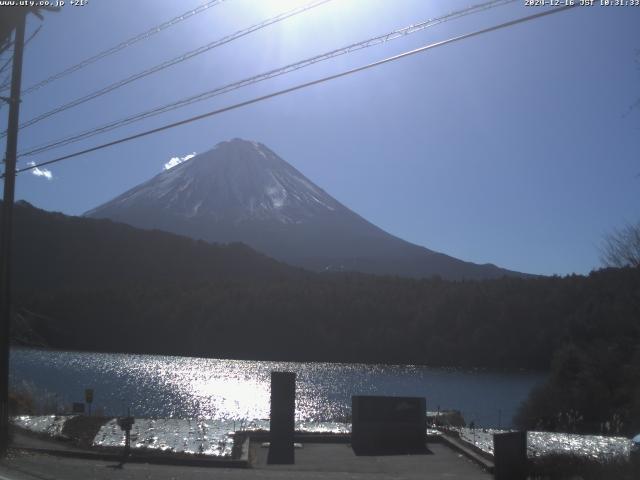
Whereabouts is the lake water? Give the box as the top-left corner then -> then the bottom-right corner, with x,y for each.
10,348 -> 546,428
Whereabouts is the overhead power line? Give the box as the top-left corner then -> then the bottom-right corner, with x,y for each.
8,4 -> 577,179
0,26 -> 41,104
5,0 -> 333,137
2,0 -> 227,96
17,0 -> 516,159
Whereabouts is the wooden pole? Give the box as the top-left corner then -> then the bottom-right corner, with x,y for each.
0,9 -> 27,456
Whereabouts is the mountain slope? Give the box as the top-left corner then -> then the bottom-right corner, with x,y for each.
8,200 -> 300,292
86,138 -> 525,280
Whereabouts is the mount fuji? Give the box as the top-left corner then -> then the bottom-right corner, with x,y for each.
85,138 -> 524,280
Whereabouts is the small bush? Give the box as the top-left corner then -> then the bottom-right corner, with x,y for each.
528,454 -> 639,480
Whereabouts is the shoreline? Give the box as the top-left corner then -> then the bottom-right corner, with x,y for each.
8,345 -> 550,374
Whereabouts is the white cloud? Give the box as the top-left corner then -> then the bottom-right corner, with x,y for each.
164,152 -> 196,170
27,161 -> 53,180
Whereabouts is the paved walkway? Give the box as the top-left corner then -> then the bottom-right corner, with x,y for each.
1,431 -> 492,479
0,446 -> 491,480
251,441 -> 491,479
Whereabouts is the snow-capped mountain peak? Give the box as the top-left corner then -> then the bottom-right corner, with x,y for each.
87,138 -> 339,224
86,138 -> 526,280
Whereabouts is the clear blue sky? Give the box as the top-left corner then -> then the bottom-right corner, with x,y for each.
1,0 -> 638,276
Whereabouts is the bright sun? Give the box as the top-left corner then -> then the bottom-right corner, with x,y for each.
251,0 -> 328,17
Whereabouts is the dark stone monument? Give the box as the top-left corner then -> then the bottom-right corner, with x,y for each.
493,431 -> 528,480
351,395 -> 426,455
267,371 -> 296,464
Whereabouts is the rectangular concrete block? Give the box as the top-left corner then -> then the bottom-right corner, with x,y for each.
267,371 -> 296,464
351,395 -> 426,455
493,431 -> 527,480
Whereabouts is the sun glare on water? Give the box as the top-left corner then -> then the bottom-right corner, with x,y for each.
187,377 -> 270,419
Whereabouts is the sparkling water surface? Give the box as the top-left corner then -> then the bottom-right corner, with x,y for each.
14,415 -> 350,457
10,348 -> 545,427
13,350 -> 628,461
455,428 -> 633,461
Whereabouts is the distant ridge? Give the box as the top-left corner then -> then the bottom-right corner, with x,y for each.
86,138 -> 528,280
8,200 -> 299,292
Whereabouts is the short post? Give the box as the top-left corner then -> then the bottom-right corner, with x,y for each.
117,413 -> 135,459
267,371 -> 295,464
493,431 -> 527,480
85,388 -> 93,416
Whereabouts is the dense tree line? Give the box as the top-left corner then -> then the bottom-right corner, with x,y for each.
5,202 -> 640,434
515,341 -> 640,435
14,267 -> 639,370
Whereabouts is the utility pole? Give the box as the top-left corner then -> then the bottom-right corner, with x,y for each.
0,9 -> 27,456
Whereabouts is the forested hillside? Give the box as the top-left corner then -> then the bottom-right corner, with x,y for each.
9,200 -> 303,291
15,266 -> 639,369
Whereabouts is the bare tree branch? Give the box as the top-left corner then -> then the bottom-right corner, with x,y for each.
601,221 -> 640,268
